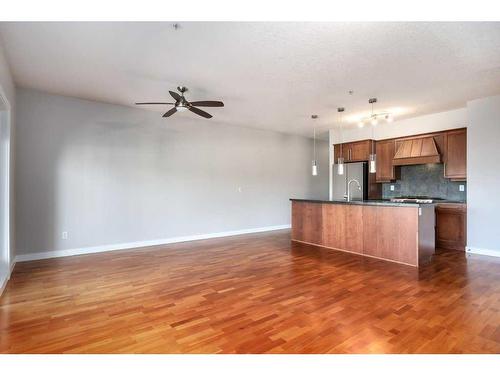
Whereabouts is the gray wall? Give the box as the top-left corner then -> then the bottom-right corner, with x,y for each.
467,95 -> 500,253
15,88 -> 328,255
382,164 -> 466,201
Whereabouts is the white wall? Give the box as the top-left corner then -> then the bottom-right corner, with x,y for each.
466,95 -> 500,255
15,88 -> 328,256
0,38 -> 15,292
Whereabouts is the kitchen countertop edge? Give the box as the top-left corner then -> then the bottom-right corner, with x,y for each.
289,198 -> 426,207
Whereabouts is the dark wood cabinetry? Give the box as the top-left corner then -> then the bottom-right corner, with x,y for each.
349,140 -> 372,162
333,139 -> 381,199
291,200 -> 435,267
333,143 -> 349,162
435,203 -> 467,251
367,128 -> 465,183
333,140 -> 372,163
444,129 -> 467,180
375,139 -> 399,183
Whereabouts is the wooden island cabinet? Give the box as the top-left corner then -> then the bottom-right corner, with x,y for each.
291,199 -> 435,267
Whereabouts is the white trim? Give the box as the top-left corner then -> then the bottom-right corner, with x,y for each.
0,273 -> 7,296
0,253 -> 15,297
466,246 -> 500,258
0,85 -> 11,282
15,224 -> 291,262
328,129 -> 333,201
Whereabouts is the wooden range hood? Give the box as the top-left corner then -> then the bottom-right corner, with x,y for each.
393,136 -> 441,166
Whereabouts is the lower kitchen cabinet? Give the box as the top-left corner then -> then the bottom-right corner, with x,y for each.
435,203 -> 467,251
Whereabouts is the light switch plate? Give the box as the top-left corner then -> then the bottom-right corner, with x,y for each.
390,185 -> 395,191
459,185 -> 465,192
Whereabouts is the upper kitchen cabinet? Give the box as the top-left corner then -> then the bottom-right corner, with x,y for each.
375,139 -> 399,183
333,140 -> 372,163
444,128 -> 467,181
350,140 -> 372,162
333,142 -> 350,163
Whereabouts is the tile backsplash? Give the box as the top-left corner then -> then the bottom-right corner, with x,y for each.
382,163 -> 466,201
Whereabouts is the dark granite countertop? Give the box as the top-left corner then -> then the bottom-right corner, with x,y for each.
290,198 -> 427,207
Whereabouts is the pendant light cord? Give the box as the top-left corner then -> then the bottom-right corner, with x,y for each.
313,127 -> 316,160
371,111 -> 375,154
338,109 -> 343,155
371,101 -> 375,153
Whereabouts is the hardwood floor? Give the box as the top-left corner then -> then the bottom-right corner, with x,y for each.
1,229 -> 499,353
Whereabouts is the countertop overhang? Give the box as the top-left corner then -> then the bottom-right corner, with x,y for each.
290,198 -> 426,207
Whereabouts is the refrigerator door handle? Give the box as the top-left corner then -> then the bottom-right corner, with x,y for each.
344,164 -> 348,200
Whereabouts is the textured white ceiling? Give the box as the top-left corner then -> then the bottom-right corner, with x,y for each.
1,22 -> 500,137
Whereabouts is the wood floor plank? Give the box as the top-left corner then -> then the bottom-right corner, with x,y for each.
1,229 -> 499,353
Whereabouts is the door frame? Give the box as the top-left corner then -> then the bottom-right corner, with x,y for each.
0,85 -> 11,288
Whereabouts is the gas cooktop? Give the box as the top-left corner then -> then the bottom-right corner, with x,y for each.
389,196 -> 446,203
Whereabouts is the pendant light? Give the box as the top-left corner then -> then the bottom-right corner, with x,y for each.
369,145 -> 377,174
337,107 -> 345,175
357,97 -> 394,128
311,115 -> 318,176
369,99 -> 377,174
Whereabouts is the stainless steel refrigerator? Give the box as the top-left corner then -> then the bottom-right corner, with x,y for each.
332,162 -> 368,201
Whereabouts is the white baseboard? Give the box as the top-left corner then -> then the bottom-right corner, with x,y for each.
466,246 -> 500,258
14,224 -> 291,263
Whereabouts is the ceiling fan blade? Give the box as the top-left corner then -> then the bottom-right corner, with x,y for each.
136,102 -> 174,105
189,101 -> 224,107
169,91 -> 182,101
162,107 -> 177,117
189,106 -> 212,119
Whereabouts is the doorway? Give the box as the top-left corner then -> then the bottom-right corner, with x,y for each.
0,87 -> 11,291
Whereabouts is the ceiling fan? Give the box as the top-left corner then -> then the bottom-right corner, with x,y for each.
135,86 -> 224,119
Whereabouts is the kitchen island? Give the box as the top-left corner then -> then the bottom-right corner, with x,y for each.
290,199 -> 435,267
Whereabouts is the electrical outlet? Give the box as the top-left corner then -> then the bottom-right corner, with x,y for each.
62,231 -> 68,240
390,185 -> 395,191
459,185 -> 465,192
